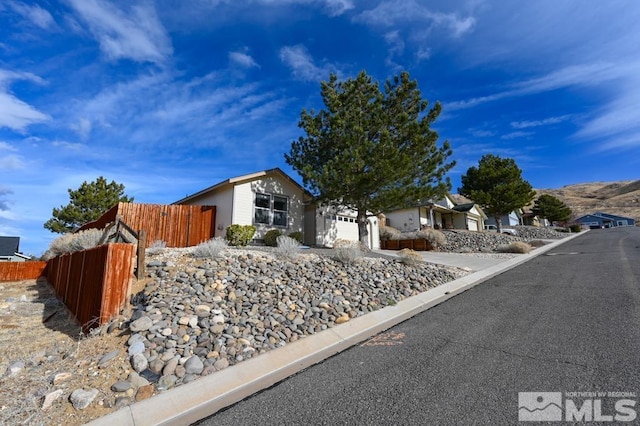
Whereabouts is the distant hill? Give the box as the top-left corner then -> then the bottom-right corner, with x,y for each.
536,180 -> 640,223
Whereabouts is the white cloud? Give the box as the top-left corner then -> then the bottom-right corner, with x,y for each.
229,50 -> 259,68
71,118 -> 93,139
67,0 -> 172,65
6,1 -> 56,29
501,131 -> 534,140
468,129 -> 495,137
279,45 -> 331,81
0,154 -> 25,170
447,62 -> 625,110
0,69 -> 50,131
355,0 -> 475,37
0,185 -> 12,211
511,115 -> 572,129
0,142 -> 18,151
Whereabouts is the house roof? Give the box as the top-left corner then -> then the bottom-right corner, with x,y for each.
0,236 -> 20,257
576,212 -> 635,222
173,168 -> 313,204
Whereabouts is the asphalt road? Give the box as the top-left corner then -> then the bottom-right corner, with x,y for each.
195,227 -> 640,425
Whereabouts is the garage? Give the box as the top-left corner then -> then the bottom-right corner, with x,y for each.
467,218 -> 479,231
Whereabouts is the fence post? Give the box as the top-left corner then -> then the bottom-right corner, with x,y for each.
136,229 -> 146,280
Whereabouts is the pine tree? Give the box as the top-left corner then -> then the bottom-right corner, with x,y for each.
44,177 -> 133,233
459,155 -> 535,232
285,70 -> 455,247
533,194 -> 572,223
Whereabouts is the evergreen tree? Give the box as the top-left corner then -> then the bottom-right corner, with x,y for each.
285,70 -> 455,247
44,176 -> 133,233
459,155 -> 535,232
533,194 -> 572,223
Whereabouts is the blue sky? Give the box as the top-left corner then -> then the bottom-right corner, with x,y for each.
1,0 -> 639,256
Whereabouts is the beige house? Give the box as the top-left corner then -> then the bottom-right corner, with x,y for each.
384,194 -> 487,232
175,168 -> 380,249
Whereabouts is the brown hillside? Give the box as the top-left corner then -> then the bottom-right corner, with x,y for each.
536,180 -> 640,223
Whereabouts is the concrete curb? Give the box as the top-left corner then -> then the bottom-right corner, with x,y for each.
86,231 -> 587,426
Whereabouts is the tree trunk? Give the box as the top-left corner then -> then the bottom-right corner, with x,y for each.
357,210 -> 370,249
495,215 -> 502,233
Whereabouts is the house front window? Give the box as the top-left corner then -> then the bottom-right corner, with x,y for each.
254,193 -> 288,227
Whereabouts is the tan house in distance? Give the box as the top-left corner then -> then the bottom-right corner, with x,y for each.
383,194 -> 487,232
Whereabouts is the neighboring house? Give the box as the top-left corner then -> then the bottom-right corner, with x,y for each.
174,168 -> 380,249
575,212 -> 636,229
0,236 -> 31,262
520,210 -> 550,227
384,194 -> 487,232
485,210 -> 523,228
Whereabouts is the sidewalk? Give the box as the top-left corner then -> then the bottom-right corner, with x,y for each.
378,249 -> 515,271
88,232 -> 586,426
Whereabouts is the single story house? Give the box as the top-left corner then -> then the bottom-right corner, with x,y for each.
0,236 -> 31,262
485,210 -> 523,228
174,168 -> 380,249
383,194 -> 487,232
575,212 -> 636,229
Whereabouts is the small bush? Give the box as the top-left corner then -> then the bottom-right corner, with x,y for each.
569,224 -> 581,233
146,240 -> 167,254
496,241 -> 532,254
274,235 -> 301,260
398,248 -> 421,265
416,228 -> 446,249
193,237 -> 228,258
263,229 -> 283,247
398,232 -> 417,240
288,231 -> 303,244
43,229 -> 104,260
379,225 -> 401,241
333,239 -> 362,264
225,224 -> 256,246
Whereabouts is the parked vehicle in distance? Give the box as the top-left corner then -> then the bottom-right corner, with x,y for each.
484,224 -> 518,236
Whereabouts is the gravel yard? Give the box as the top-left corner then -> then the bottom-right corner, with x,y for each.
0,246 -> 469,425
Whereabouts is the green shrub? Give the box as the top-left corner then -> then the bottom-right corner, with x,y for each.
263,229 -> 283,247
569,224 -> 581,233
225,224 -> 256,246
288,231 -> 303,244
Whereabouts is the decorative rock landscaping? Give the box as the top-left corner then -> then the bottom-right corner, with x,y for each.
440,226 -> 568,253
112,248 -> 468,395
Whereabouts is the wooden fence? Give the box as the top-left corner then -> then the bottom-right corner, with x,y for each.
0,261 -> 47,282
380,239 -> 434,251
46,243 -> 135,331
78,202 -> 216,247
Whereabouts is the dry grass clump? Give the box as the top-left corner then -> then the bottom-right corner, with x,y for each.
146,240 -> 167,254
274,235 -> 301,260
398,248 -> 421,265
527,240 -> 547,248
416,228 -> 446,249
496,241 -> 532,254
333,239 -> 362,264
42,229 -> 104,260
379,225 -> 401,241
192,237 -> 228,258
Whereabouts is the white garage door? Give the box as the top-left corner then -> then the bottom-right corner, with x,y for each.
467,218 -> 479,231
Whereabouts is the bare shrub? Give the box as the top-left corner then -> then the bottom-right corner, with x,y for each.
398,232 -> 417,240
379,225 -> 401,241
496,241 -> 532,254
42,229 -> 103,260
333,239 -> 362,264
398,248 -> 421,265
527,240 -> 547,248
416,228 -> 446,249
146,240 -> 167,254
192,237 -> 228,258
274,235 -> 301,260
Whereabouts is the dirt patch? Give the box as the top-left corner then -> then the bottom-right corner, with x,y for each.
0,278 -> 132,425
